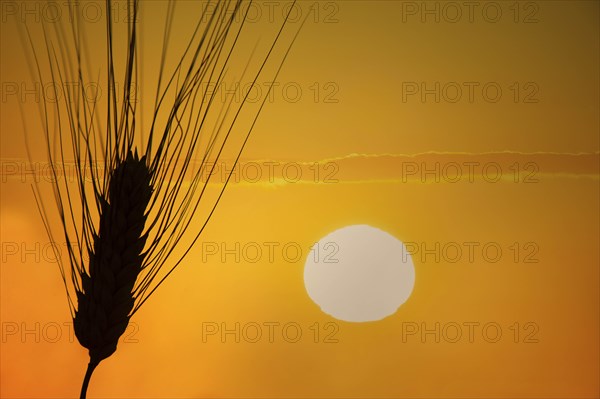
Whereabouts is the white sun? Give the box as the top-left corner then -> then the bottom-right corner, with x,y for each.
304,224 -> 415,322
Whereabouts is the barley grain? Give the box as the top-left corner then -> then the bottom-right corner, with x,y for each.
74,151 -> 152,365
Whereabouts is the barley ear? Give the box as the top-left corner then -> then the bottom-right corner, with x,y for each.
73,150 -> 152,386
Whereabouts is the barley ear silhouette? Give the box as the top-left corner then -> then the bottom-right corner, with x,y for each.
74,151 -> 152,396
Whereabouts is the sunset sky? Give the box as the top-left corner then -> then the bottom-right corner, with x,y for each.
1,1 -> 598,398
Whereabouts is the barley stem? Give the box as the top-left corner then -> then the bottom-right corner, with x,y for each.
80,361 -> 98,399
